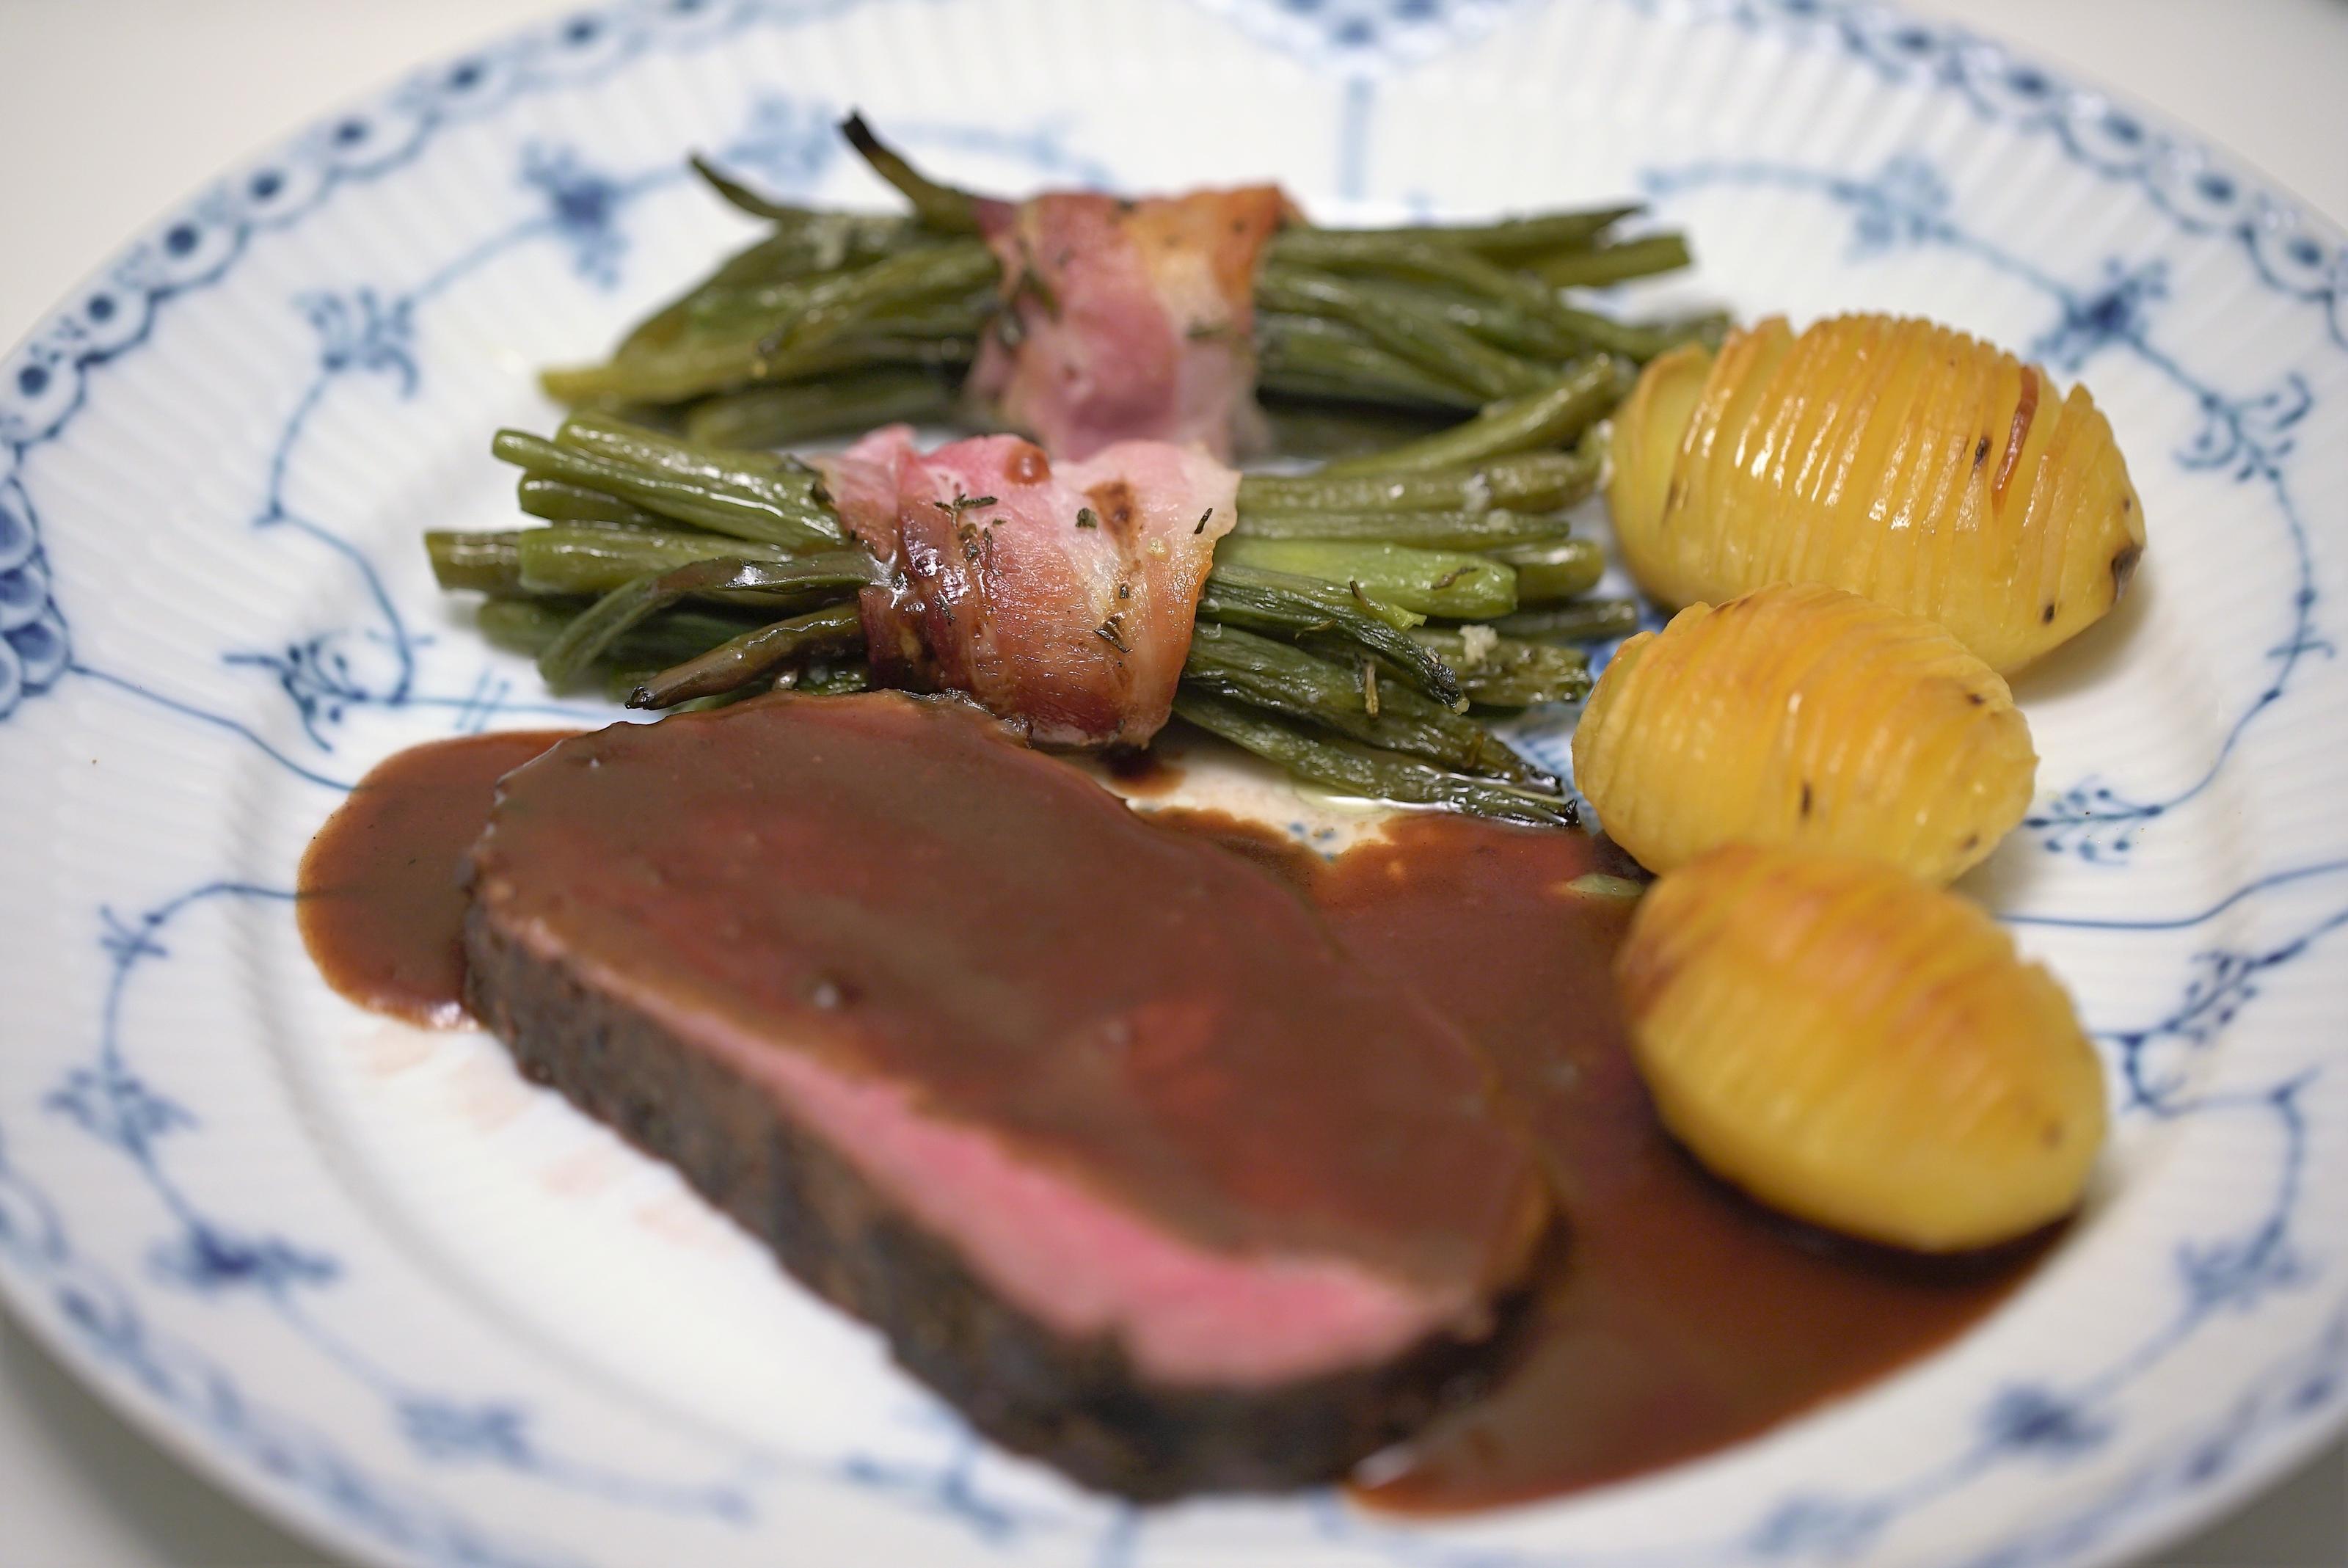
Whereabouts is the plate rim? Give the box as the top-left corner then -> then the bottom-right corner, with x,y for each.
1,4 -> 2344,1567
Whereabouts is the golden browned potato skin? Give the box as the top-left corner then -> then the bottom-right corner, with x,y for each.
1618,845 -> 2107,1252
1572,583 -> 2037,882
1609,314 -> 2146,674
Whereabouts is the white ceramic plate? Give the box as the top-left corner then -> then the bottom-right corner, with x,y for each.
3,2 -> 2344,1564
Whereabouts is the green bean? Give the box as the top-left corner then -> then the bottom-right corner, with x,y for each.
473,595 -> 577,652
1184,623 -> 1553,787
1274,236 -> 1695,364
1404,627 -> 1592,708
1318,373 -> 1619,478
1254,368 -> 1481,414
1172,691 -> 1575,828
1529,233 -> 1692,289
630,602 -> 867,708
514,526 -> 791,597
1544,300 -> 1687,361
700,226 -> 893,291
1210,562 -> 1424,632
861,293 -> 998,340
682,369 -> 958,450
1195,563 -> 1461,709
1297,206 -> 1639,258
1255,309 -> 1457,368
543,324 -> 977,406
554,408 -> 810,486
1341,280 -> 1579,362
1255,266 -> 1551,401
544,322 -> 779,405
1230,507 -> 1575,548
839,113 -> 982,235
1401,266 -> 1682,363
615,679 -> 770,712
616,225 -> 915,362
426,530 -> 523,594
1216,538 -> 1517,620
685,158 -> 929,264
1490,598 -> 1644,643
1273,230 -> 1554,302
834,330 -> 981,365
1274,236 -> 1614,351
605,215 -> 937,371
491,430 -> 843,550
614,235 -> 832,362
1238,451 -> 1600,515
743,216 -> 924,276
759,242 -> 998,360
685,273 -> 988,337
538,555 -> 878,690
687,156 -> 833,225
1492,536 -> 1605,604
475,597 -> 775,671
611,299 -> 698,363
1254,311 -> 1490,407
1253,399 -> 1456,462
517,478 -> 668,529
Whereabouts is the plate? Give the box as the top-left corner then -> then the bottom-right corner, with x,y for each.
2,2 -> 2344,1564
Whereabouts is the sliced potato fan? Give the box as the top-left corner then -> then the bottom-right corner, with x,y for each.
1609,313 -> 2145,674
1572,583 -> 2037,882
1618,845 -> 2107,1252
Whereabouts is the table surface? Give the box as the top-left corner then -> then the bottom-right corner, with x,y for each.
1,1 -> 2344,1564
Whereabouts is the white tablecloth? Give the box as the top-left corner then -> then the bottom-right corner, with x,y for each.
0,1 -> 2342,1562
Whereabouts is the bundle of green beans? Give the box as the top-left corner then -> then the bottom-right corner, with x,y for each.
428,379 -> 1646,828
534,117 -> 1716,446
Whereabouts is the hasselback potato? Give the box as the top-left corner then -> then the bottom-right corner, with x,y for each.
1609,313 -> 2145,673
1572,583 -> 2036,881
1618,845 -> 2107,1252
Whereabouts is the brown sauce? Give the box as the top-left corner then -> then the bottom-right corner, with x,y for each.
297,729 -> 577,1026
1296,814 -> 2048,1512
1098,745 -> 1185,796
299,707 -> 2043,1508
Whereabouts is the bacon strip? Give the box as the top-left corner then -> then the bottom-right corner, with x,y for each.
969,186 -> 1290,462
819,426 -> 1239,748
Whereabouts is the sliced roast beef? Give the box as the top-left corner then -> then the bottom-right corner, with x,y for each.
818,428 -> 1236,749
968,185 -> 1289,461
464,693 -> 1551,1497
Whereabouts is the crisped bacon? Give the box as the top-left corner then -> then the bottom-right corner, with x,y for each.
818,426 -> 1238,748
969,186 -> 1290,462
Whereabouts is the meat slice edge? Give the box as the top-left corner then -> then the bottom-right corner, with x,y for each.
468,905 -> 1537,1497
463,694 -> 1552,1496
